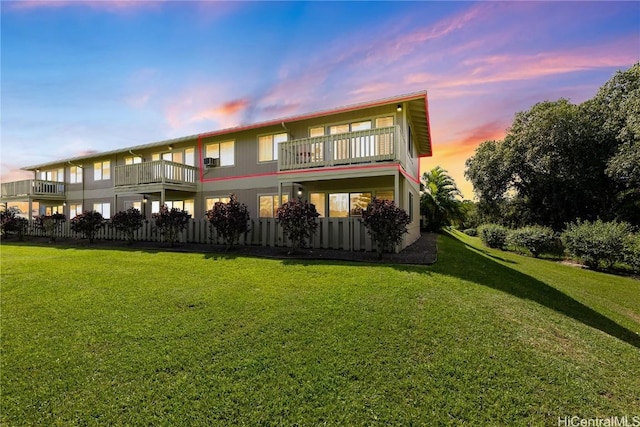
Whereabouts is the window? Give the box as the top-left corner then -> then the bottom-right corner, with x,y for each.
328,192 -> 372,217
185,148 -> 195,166
40,168 -> 64,182
94,161 -> 111,181
310,193 -> 326,217
206,197 -> 230,211
151,200 -> 194,215
375,117 -> 393,128
93,202 -> 111,219
123,201 -> 142,211
309,127 -> 325,137
125,156 -> 142,165
206,140 -> 235,166
375,190 -> 394,201
330,121 -> 372,160
259,194 -> 289,218
45,205 -> 64,215
69,204 -> 82,219
407,124 -> 413,155
258,133 -> 288,162
409,192 -> 414,222
69,166 -> 83,184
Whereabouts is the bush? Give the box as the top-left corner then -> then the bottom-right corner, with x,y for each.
152,205 -> 191,247
478,223 -> 508,249
111,208 -> 145,245
276,198 -> 320,254
507,225 -> 556,257
463,228 -> 477,237
623,233 -> 640,273
206,194 -> 250,250
361,199 -> 411,259
1,208 -> 28,240
70,211 -> 105,243
34,213 -> 66,242
561,219 -> 632,270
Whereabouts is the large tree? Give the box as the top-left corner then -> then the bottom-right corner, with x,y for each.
465,63 -> 639,229
420,166 -> 464,231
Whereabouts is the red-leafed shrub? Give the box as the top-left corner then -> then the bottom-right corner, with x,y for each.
206,194 -> 250,250
152,205 -> 191,247
361,199 -> 410,259
111,208 -> 145,245
276,198 -> 320,254
70,210 -> 105,243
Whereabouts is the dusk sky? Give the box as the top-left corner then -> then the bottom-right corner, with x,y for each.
2,1 -> 639,198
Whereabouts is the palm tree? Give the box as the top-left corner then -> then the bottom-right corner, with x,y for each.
420,166 -> 464,231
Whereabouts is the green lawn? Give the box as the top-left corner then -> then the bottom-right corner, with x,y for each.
1,231 -> 639,426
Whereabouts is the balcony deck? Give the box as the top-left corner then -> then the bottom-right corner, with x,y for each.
114,160 -> 197,193
278,125 -> 409,172
1,179 -> 65,200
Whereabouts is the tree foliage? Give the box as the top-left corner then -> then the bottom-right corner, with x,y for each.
361,199 -> 411,258
152,205 -> 191,247
420,166 -> 464,231
70,210 -> 105,243
111,208 -> 145,245
561,219 -> 632,270
1,207 -> 28,240
276,197 -> 320,254
206,194 -> 250,250
465,63 -> 639,228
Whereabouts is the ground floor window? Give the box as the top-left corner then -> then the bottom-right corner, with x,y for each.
206,196 -> 231,211
44,205 -> 64,216
259,194 -> 289,218
312,191 -> 390,217
151,199 -> 194,215
93,203 -> 111,219
69,204 -> 82,219
309,193 -> 326,217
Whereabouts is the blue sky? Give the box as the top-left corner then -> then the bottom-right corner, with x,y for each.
2,0 -> 638,197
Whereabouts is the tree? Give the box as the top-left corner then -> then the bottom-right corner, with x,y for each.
420,166 -> 463,231
276,197 -> 320,254
152,205 -> 191,247
361,198 -> 411,259
111,208 -> 145,245
206,194 -> 250,250
0,207 -> 28,240
70,210 -> 105,243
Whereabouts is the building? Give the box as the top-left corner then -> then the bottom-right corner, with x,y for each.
1,91 -> 432,249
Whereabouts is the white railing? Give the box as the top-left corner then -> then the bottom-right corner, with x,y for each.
278,125 -> 407,171
0,179 -> 65,198
18,217 -> 382,251
114,160 -> 197,187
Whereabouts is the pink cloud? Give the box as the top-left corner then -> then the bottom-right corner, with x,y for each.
8,0 -> 164,12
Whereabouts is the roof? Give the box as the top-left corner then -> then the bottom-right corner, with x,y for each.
23,91 -> 431,170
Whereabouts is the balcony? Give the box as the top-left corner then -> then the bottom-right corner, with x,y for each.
114,160 -> 197,193
278,125 -> 409,172
1,179 -> 65,199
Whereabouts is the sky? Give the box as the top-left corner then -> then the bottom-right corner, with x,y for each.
1,1 -> 639,199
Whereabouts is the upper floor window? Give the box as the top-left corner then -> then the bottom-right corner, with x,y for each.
375,116 -> 394,128
125,156 -> 142,165
309,127 -> 325,137
39,168 -> 64,182
206,140 -> 235,166
69,166 -> 83,184
258,133 -> 288,162
94,161 -> 111,181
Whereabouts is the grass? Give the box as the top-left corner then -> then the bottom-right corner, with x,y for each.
1,231 -> 639,425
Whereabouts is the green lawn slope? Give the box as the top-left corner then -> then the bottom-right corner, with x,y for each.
1,231 -> 638,425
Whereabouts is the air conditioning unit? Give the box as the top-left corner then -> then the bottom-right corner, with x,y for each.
203,157 -> 219,168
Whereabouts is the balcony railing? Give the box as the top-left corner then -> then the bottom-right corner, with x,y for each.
1,179 -> 65,198
114,160 -> 197,187
278,125 -> 407,171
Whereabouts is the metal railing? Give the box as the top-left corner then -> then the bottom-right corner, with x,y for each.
1,179 -> 65,198
278,125 -> 407,171
114,160 -> 197,187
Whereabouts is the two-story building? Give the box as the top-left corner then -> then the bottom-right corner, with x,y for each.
1,91 -> 432,249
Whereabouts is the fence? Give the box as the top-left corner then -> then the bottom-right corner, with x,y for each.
20,217 -> 376,251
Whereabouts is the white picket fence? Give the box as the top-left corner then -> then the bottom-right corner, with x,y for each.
23,218 -> 376,251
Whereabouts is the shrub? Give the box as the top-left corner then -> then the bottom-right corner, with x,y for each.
623,233 -> 640,273
152,204 -> 191,247
0,208 -> 28,240
561,219 -> 632,270
111,208 -> 145,245
463,228 -> 477,237
34,213 -> 66,242
70,211 -> 105,243
206,194 -> 250,250
361,199 -> 411,259
478,223 -> 508,249
276,198 -> 320,254
507,225 -> 556,257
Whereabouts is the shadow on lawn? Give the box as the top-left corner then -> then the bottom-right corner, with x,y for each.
424,230 -> 640,349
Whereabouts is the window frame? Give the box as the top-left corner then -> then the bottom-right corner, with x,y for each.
258,132 -> 288,163
93,161 -> 111,181
205,140 -> 235,167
